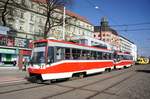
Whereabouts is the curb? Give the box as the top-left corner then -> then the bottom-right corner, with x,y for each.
0,67 -> 19,70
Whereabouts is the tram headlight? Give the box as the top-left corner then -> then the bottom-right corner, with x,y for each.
40,64 -> 46,69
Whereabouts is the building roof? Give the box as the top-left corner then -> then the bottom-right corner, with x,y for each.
94,26 -> 100,32
32,0 -> 46,3
65,10 -> 92,25
119,35 -> 134,44
94,26 -> 118,36
32,0 -> 92,25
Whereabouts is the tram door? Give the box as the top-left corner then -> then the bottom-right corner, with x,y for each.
56,47 -> 65,61
47,47 -> 54,64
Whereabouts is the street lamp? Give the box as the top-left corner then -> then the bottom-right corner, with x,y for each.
62,6 -> 66,40
95,6 -> 99,9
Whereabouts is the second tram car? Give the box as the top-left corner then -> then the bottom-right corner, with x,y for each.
114,52 -> 134,69
28,39 -> 134,83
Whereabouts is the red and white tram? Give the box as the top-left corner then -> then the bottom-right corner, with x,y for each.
114,51 -> 134,69
28,39 -> 133,83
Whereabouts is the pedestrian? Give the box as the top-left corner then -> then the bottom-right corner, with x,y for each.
23,58 -> 28,71
13,60 -> 16,66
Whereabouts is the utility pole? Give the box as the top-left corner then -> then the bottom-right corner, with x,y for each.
62,6 -> 66,40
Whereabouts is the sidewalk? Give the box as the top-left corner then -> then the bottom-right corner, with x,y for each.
0,66 -> 28,84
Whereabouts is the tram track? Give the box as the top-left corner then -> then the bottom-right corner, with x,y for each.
0,79 -> 30,88
41,67 -> 136,99
0,83 -> 47,94
86,72 -> 137,99
0,66 -> 135,97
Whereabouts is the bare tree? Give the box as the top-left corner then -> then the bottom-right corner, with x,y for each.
0,0 -> 26,26
34,0 -> 73,39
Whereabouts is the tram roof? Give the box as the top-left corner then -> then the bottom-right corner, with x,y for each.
33,39 -> 113,53
115,51 -> 131,56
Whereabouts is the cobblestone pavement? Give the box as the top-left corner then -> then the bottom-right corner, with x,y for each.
0,64 -> 149,99
0,67 -> 28,84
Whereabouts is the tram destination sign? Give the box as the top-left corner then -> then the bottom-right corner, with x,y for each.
34,42 -> 47,47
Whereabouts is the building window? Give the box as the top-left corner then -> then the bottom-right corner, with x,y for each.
39,18 -> 42,23
107,39 -> 109,42
9,9 -> 14,16
20,12 -> 24,19
39,29 -> 42,33
30,14 -> 34,21
29,23 -> 34,33
19,26 -> 23,31
21,0 -> 25,5
31,2 -> 35,9
98,34 -> 101,37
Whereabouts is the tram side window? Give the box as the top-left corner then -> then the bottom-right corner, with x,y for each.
91,51 -> 97,60
65,48 -> 71,59
130,56 -> 133,60
123,55 -> 126,60
48,47 -> 54,64
123,55 -> 128,60
72,49 -> 81,60
81,50 -> 86,60
97,52 -> 102,60
109,53 -> 113,59
56,47 -> 64,61
119,55 -> 123,60
124,55 -> 132,60
106,53 -> 111,60
102,53 -> 108,60
95,52 -> 100,60
87,51 -> 91,60
81,50 -> 90,60
113,53 -> 117,60
116,55 -> 119,60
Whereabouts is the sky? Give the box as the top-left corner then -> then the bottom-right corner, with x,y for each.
67,0 -> 150,57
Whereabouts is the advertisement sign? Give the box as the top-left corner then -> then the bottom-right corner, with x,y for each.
14,37 -> 29,48
0,48 -> 16,54
19,50 -> 31,55
0,35 -> 14,47
0,34 -> 29,48
0,26 -> 10,35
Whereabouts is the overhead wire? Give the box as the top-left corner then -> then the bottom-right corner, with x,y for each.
110,22 -> 150,27
117,28 -> 150,32
85,0 -> 150,32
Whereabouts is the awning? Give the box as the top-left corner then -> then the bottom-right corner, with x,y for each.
0,48 -> 16,54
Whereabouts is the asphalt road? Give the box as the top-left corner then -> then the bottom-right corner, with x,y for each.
0,64 -> 150,99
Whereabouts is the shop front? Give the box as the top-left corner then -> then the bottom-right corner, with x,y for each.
0,48 -> 17,66
0,26 -> 32,68
18,49 -> 31,69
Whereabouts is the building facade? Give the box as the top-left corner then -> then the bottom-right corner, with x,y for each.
0,26 -> 32,68
71,36 -> 112,50
0,0 -> 93,67
93,17 -> 120,51
93,17 -> 137,61
0,0 -> 93,40
119,35 -> 137,61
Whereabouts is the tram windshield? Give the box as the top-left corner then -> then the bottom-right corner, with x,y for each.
31,47 -> 46,64
30,47 -> 54,65
31,51 -> 45,64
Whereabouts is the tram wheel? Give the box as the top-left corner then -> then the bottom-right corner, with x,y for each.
105,68 -> 111,72
79,73 -> 84,79
36,79 -> 43,84
108,68 -> 111,72
47,80 -> 52,84
124,66 -> 127,69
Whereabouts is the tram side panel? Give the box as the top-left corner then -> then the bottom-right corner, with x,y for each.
115,60 -> 134,69
28,60 -> 114,80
